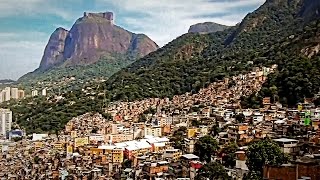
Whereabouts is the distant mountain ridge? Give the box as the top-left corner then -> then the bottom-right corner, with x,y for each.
0,79 -> 15,85
39,12 -> 158,71
188,22 -> 230,34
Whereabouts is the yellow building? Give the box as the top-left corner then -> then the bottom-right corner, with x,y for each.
98,145 -> 124,163
112,148 -> 124,163
105,133 -> 133,143
163,149 -> 182,162
187,128 -> 198,138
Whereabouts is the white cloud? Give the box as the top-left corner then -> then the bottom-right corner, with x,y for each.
0,32 -> 47,80
0,0 -> 75,21
99,0 -> 265,46
0,0 -> 266,80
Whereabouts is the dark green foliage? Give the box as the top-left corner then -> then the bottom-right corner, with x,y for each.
18,54 -> 134,91
235,113 -> 246,123
143,107 -> 157,115
246,139 -> 289,179
194,135 -> 218,162
221,142 -> 238,168
170,127 -> 187,149
242,20 -> 320,107
104,0 -> 312,103
195,162 -> 231,180
5,1 -> 320,134
0,88 -> 111,134
138,114 -> 147,123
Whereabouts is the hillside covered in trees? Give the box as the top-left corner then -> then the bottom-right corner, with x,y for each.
106,0 -> 320,103
3,0 -> 320,133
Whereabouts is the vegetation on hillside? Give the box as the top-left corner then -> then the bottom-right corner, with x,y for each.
241,20 -> 320,107
245,139 -> 289,179
105,0 -> 308,102
18,54 -> 135,91
3,0 -> 320,133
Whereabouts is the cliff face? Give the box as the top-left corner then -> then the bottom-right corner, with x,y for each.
39,28 -> 69,70
188,22 -> 229,34
39,12 -> 158,70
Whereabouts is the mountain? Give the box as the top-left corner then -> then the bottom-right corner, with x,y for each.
39,27 -> 69,70
188,22 -> 230,34
105,0 -> 320,102
18,12 -> 158,90
5,0 -> 320,134
39,12 -> 158,71
0,79 -> 15,85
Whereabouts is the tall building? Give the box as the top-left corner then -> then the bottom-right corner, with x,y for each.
18,90 -> 25,99
0,87 -> 25,103
0,92 -> 2,103
11,88 -> 19,99
0,109 -> 12,137
1,87 -> 11,102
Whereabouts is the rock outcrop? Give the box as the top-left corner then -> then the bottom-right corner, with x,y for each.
188,22 -> 229,34
39,12 -> 158,70
39,28 -> 69,70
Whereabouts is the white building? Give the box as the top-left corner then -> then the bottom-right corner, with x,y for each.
0,87 -> 11,103
42,88 -> 47,96
0,109 -> 12,137
32,90 -> 38,97
10,88 -> 18,99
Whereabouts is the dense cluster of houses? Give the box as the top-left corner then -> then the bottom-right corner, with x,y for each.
2,65 -> 320,179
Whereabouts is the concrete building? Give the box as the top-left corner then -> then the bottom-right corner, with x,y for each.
0,87 -> 10,103
274,138 -> 299,154
0,109 -> 12,137
42,88 -> 47,96
18,90 -> 25,99
144,125 -> 162,137
163,149 -> 182,162
263,156 -> 320,180
10,88 -> 18,99
32,90 -> 38,97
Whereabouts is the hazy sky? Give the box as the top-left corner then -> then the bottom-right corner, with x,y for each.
0,0 -> 265,80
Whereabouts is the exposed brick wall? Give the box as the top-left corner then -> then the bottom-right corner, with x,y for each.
264,164 -> 320,180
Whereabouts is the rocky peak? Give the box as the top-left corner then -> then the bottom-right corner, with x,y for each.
38,12 -> 158,70
83,11 -> 114,24
39,27 -> 69,70
188,22 -> 229,34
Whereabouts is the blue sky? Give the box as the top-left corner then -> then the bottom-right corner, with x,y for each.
0,0 -> 265,80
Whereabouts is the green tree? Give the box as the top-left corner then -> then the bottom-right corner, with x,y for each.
246,139 -> 289,178
195,162 -> 231,180
235,113 -> 246,123
194,135 -> 218,162
170,127 -> 187,149
221,142 -> 238,168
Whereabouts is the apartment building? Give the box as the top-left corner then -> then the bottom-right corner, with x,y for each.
0,109 -> 12,137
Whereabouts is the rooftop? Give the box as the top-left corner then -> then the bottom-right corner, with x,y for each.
274,138 -> 298,143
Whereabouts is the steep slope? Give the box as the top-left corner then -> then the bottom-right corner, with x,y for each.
6,0 -> 320,134
19,12 -> 158,90
39,12 -> 158,71
39,28 -> 69,70
188,22 -> 229,34
106,0 -> 316,102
